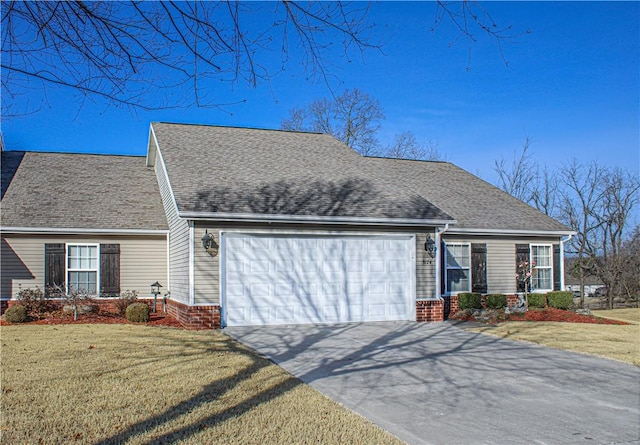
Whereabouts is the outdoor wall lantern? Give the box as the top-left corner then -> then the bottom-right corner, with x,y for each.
425,234 -> 437,258
201,229 -> 219,257
150,281 -> 163,313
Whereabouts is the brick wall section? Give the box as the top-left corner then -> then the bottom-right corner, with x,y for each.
166,299 -> 221,330
416,299 -> 444,322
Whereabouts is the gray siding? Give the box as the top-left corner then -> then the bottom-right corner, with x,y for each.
1,234 -> 167,299
194,227 -> 220,305
442,235 -> 560,294
155,151 -> 190,304
415,233 -> 437,298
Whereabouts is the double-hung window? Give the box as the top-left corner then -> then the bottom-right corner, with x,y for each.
66,244 -> 99,294
445,243 -> 471,293
530,244 -> 552,291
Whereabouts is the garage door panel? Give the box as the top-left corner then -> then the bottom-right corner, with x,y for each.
223,234 -> 414,326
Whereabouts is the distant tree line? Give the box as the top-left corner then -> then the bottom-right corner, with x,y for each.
495,139 -> 639,309
281,88 -> 446,161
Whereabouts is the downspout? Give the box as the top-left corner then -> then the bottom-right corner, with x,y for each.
559,233 -> 574,291
434,223 -> 450,299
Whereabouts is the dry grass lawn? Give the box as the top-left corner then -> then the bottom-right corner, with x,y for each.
467,308 -> 640,366
592,307 -> 640,324
1,324 -> 403,445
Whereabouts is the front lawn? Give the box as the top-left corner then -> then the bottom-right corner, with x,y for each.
1,324 -> 403,444
466,308 -> 640,366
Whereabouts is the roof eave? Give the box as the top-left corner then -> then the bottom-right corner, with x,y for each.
179,211 -> 456,227
1,226 -> 169,236
446,227 -> 576,237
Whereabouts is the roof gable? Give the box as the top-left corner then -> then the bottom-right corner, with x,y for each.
150,122 -> 454,225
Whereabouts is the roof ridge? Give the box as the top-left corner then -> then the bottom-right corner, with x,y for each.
152,121 -> 325,136
1,150 -> 145,159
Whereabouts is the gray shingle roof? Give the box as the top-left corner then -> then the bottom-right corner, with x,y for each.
1,151 -> 168,231
152,123 -> 454,223
152,122 -> 570,232
364,157 -> 571,232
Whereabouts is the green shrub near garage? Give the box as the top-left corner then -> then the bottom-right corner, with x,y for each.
528,293 -> 547,309
457,293 -> 482,310
547,291 -> 574,310
484,294 -> 507,309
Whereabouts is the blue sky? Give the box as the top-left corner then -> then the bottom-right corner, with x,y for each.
2,1 -> 639,184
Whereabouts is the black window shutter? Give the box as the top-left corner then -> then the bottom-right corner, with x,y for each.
553,244 -> 561,291
515,244 -> 530,292
440,241 -> 446,295
44,243 -> 65,296
100,244 -> 120,294
471,243 -> 487,294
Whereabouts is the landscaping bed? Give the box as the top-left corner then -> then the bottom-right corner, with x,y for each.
451,307 -> 629,325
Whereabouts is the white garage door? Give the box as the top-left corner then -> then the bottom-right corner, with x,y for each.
222,233 -> 415,326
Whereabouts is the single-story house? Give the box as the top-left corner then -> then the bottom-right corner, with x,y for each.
1,122 -> 574,328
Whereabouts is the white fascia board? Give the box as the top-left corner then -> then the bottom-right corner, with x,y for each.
1,226 -> 168,235
180,211 -> 456,227
146,124 -> 158,167
445,227 -> 576,237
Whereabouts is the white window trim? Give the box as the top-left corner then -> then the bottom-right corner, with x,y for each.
65,243 -> 100,295
444,242 -> 471,295
530,243 -> 553,293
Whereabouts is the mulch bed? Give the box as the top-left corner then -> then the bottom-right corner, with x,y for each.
0,311 -> 183,328
453,307 -> 628,325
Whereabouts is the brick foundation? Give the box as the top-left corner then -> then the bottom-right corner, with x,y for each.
416,299 -> 444,322
1,297 -> 167,316
166,299 -> 220,330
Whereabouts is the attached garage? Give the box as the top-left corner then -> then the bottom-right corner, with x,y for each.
222,233 -> 416,326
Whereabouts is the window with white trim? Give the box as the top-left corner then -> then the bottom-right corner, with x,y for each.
445,243 -> 470,293
531,244 -> 552,291
66,244 -> 99,294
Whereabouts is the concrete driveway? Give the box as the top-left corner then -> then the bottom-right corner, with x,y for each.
225,321 -> 640,445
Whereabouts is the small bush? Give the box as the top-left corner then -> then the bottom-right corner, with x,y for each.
528,293 -> 547,309
125,303 -> 150,323
547,291 -> 574,310
112,290 -> 139,316
4,305 -> 28,323
16,287 -> 52,316
457,293 -> 482,310
485,294 -> 507,309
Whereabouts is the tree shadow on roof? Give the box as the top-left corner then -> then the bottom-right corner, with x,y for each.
191,178 -> 451,221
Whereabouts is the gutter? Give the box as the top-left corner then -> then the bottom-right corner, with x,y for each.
0,226 -> 169,236
179,211 -> 456,227
446,227 -> 574,237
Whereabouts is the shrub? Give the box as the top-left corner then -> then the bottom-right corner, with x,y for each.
547,291 -> 574,310
484,294 -> 507,310
4,305 -> 28,323
125,303 -> 150,323
16,287 -> 52,316
528,293 -> 547,309
112,290 -> 139,316
457,293 -> 482,310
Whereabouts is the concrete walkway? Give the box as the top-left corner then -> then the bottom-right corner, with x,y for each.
225,321 -> 640,445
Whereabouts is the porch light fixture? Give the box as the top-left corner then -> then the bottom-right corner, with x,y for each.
150,281 -> 163,313
425,234 -> 437,258
201,230 -> 219,257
